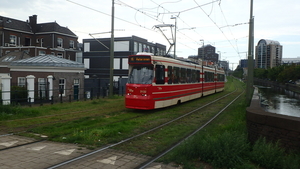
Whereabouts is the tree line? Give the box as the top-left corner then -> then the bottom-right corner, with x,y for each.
232,64 -> 300,84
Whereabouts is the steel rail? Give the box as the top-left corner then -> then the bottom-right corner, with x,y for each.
47,89 -> 238,169
137,90 -> 245,169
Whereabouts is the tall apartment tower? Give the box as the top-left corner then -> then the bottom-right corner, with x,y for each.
255,39 -> 283,69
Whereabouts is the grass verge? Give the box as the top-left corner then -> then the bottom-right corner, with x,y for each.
162,91 -> 300,169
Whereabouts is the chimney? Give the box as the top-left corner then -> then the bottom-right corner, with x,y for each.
29,15 -> 37,33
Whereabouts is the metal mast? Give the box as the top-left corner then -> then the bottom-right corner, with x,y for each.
246,0 -> 254,104
109,0 -> 115,97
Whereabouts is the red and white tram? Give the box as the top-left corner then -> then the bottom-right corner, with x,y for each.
125,53 -> 225,110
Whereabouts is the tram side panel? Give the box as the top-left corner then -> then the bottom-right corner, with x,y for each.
216,69 -> 225,92
125,54 -> 225,110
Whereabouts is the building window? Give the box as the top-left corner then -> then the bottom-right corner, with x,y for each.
114,58 -> 120,69
84,42 -> 90,52
57,38 -> 63,48
59,78 -> 65,96
57,53 -> 63,58
139,43 -> 142,52
10,35 -> 17,45
18,77 -> 26,87
25,37 -> 31,46
74,79 -> 80,85
122,58 -> 128,69
38,78 -> 46,98
69,40 -> 74,49
134,42 -> 138,53
3,56 -> 15,62
39,50 -> 46,56
41,38 -> 44,47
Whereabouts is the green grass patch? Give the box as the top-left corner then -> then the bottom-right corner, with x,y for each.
0,105 -> 40,120
162,81 -> 300,169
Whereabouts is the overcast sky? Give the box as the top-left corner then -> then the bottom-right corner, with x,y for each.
1,0 -> 300,69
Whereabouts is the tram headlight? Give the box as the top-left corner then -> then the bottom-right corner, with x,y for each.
141,94 -> 147,96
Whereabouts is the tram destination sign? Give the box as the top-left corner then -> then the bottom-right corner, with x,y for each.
129,55 -> 151,64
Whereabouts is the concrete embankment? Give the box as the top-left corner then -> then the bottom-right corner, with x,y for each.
246,87 -> 300,150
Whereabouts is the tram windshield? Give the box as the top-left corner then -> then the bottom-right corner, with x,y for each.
128,66 -> 153,84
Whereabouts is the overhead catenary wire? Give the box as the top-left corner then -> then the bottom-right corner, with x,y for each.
193,0 -> 240,55
67,0 -> 248,58
67,0 -> 155,32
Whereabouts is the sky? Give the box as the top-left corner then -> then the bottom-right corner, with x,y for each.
1,0 -> 300,70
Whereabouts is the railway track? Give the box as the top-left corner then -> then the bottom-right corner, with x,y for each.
47,88 -> 243,168
0,84 -> 244,168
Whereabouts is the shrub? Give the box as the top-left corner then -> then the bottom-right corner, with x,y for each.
170,131 -> 249,168
11,86 -> 28,103
250,137 -> 285,169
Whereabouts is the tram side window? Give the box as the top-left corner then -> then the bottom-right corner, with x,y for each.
205,72 -> 214,82
173,67 -> 179,84
196,70 -> 200,82
156,65 -> 165,84
167,66 -> 173,84
180,68 -> 186,83
191,70 -> 195,83
187,69 -> 191,83
218,74 -> 225,81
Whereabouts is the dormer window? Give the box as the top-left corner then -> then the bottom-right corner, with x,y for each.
57,38 -> 63,48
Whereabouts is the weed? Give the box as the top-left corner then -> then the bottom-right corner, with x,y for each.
0,105 -> 40,120
249,137 -> 294,169
170,131 -> 249,168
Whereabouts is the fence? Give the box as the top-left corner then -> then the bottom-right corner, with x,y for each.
0,86 -> 125,106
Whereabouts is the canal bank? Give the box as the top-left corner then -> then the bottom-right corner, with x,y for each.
246,87 -> 300,151
254,78 -> 300,94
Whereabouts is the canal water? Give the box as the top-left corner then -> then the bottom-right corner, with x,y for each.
258,86 -> 300,117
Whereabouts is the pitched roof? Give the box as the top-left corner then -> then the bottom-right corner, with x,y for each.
10,55 -> 84,68
0,51 -> 32,65
0,16 -> 32,33
36,22 -> 76,36
0,15 -> 77,37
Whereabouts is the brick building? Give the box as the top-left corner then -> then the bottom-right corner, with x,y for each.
3,55 -> 85,104
0,15 -> 80,60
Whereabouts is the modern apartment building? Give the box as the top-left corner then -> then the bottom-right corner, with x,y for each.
255,39 -> 283,69
83,35 -> 166,95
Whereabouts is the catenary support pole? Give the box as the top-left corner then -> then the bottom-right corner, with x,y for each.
109,0 -> 115,97
246,0 -> 254,104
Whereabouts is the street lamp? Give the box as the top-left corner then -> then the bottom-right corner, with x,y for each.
171,16 -> 177,58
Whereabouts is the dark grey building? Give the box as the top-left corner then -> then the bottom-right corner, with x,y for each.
189,44 -> 219,63
82,35 -> 166,95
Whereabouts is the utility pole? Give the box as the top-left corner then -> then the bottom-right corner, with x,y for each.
246,0 -> 254,104
109,0 -> 114,97
171,16 -> 177,58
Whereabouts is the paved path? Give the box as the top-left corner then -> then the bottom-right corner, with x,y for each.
0,135 -> 181,169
